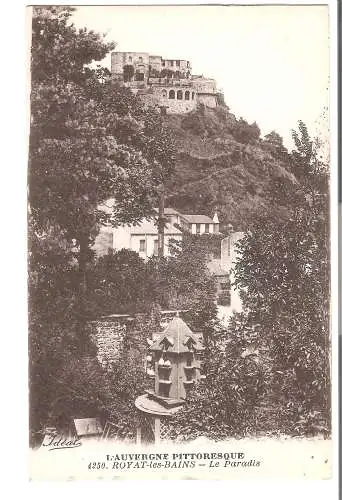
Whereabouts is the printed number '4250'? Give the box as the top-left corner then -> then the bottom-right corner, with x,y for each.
88,462 -> 106,470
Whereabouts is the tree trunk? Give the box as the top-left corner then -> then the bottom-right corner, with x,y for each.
76,235 -> 90,349
158,189 -> 165,258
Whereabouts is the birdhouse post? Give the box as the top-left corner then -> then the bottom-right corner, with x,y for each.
135,315 -> 205,443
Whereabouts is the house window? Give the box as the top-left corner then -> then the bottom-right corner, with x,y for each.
204,223 -> 209,233
138,56 -> 143,62
135,72 -> 144,81
169,89 -> 175,99
128,56 -> 132,62
162,60 -> 165,67
196,223 -> 201,234
171,60 -> 174,66
177,90 -> 183,100
192,92 -> 195,100
162,89 -> 167,98
139,239 -> 146,252
153,239 -> 158,256
176,60 -> 180,67
184,91 -> 190,100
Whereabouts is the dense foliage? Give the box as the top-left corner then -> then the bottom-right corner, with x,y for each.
166,121 -> 330,440
164,104 -> 298,233
29,6 -> 176,442
29,7 -> 330,445
84,233 -> 218,340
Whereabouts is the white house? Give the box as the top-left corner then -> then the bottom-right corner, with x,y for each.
93,201 -> 220,259
164,207 -> 182,227
216,231 -> 244,322
93,217 -> 182,259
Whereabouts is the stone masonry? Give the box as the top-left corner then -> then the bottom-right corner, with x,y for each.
110,51 -> 220,114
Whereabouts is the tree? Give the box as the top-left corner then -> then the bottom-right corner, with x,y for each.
234,118 -> 260,144
85,249 -> 151,316
228,120 -> 330,436
164,120 -> 330,441
290,120 -> 315,180
263,130 -> 288,160
29,6 -> 176,439
83,234 -> 218,341
29,6 -> 176,330
164,319 -> 272,441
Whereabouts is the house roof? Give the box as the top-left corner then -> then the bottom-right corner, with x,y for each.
181,214 -> 215,224
164,207 -> 181,216
129,218 -> 182,235
149,317 -> 204,353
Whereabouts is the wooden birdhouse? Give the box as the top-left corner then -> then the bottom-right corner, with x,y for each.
135,315 -> 205,443
135,315 -> 205,446
148,316 -> 204,401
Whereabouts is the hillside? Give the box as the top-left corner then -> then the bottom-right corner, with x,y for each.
164,104 -> 298,232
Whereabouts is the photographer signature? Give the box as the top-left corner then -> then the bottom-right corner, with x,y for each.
42,431 -> 82,451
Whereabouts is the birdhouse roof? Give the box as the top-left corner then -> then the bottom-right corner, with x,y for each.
149,317 -> 204,353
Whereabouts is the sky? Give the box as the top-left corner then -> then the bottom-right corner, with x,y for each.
71,5 -> 329,149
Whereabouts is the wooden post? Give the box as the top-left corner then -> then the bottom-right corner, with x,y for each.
158,189 -> 165,258
154,417 -> 161,444
136,425 -> 141,445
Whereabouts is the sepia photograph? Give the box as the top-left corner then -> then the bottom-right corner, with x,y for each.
26,2 -> 336,482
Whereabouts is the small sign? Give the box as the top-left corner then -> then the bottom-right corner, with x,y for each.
73,418 -> 103,437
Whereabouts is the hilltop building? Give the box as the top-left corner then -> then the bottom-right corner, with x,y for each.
110,51 -> 219,113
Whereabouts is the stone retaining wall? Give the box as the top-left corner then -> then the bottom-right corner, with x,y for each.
89,320 -> 127,368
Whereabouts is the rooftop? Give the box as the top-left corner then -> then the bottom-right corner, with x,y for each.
129,219 -> 182,235
149,316 -> 204,353
182,214 -> 216,224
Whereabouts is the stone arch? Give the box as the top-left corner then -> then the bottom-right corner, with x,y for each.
169,89 -> 175,99
185,90 -> 190,100
177,90 -> 183,100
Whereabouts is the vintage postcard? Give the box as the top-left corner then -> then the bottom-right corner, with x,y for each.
27,2 -> 338,486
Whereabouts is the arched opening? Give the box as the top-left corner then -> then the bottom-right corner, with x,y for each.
192,92 -> 195,100
169,89 -> 175,99
161,89 -> 167,98
177,90 -> 183,100
185,91 -> 190,100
